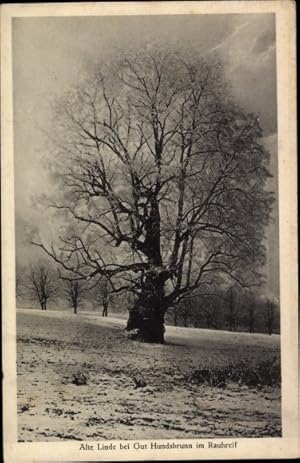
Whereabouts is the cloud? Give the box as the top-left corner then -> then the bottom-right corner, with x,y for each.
208,16 -> 276,135
208,20 -> 251,53
251,27 -> 276,54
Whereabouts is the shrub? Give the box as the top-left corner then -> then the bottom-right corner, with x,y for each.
71,372 -> 88,386
186,356 -> 280,389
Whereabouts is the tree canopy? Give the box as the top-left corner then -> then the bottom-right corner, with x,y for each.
33,48 -> 273,342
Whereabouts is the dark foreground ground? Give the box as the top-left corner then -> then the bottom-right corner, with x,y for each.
17,309 -> 281,441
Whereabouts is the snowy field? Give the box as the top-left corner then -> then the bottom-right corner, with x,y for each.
17,308 -> 281,441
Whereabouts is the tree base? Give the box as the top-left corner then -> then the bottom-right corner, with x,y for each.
126,305 -> 165,344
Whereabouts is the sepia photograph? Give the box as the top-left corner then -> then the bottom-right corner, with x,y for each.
2,1 -> 298,461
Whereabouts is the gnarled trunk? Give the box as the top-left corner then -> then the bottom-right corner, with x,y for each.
126,192 -> 167,343
126,271 -> 166,343
126,304 -> 165,343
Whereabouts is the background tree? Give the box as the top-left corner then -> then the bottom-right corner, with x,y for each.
265,299 -> 275,335
176,297 -> 194,327
32,48 -> 273,343
64,279 -> 87,314
182,304 -> 189,328
169,305 -> 180,326
93,276 -> 111,317
25,265 -> 58,310
226,287 -> 239,332
202,299 -> 220,330
246,292 -> 256,333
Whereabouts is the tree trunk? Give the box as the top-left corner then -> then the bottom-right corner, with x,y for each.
183,313 -> 188,327
249,313 -> 254,333
126,194 -> 167,343
268,324 -> 273,336
126,271 -> 166,343
206,314 -> 212,328
174,310 -> 178,326
102,303 -> 108,317
74,304 -> 77,314
126,304 -> 165,343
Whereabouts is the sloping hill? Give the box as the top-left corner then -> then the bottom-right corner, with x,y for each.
17,309 -> 281,441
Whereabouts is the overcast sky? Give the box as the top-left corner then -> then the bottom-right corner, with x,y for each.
12,13 -> 278,297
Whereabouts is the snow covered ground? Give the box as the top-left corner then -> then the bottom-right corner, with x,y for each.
17,308 -> 281,441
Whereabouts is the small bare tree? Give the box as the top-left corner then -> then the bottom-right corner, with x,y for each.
170,305 -> 180,326
226,287 -> 239,332
246,293 -> 256,333
180,300 -> 192,327
26,265 -> 58,310
93,276 -> 111,317
203,302 -> 220,329
192,292 -> 222,329
64,279 -> 87,314
265,299 -> 275,335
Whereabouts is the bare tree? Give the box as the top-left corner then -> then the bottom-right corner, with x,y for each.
32,48 -> 273,342
170,305 -> 180,326
26,265 -> 58,310
181,302 -> 190,328
64,279 -> 87,314
93,276 -> 111,317
265,299 -> 275,335
246,292 -> 256,333
191,291 -> 223,329
226,287 -> 239,332
203,302 -> 220,329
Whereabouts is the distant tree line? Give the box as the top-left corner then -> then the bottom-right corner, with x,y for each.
16,262 -> 279,335
166,286 -> 280,335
